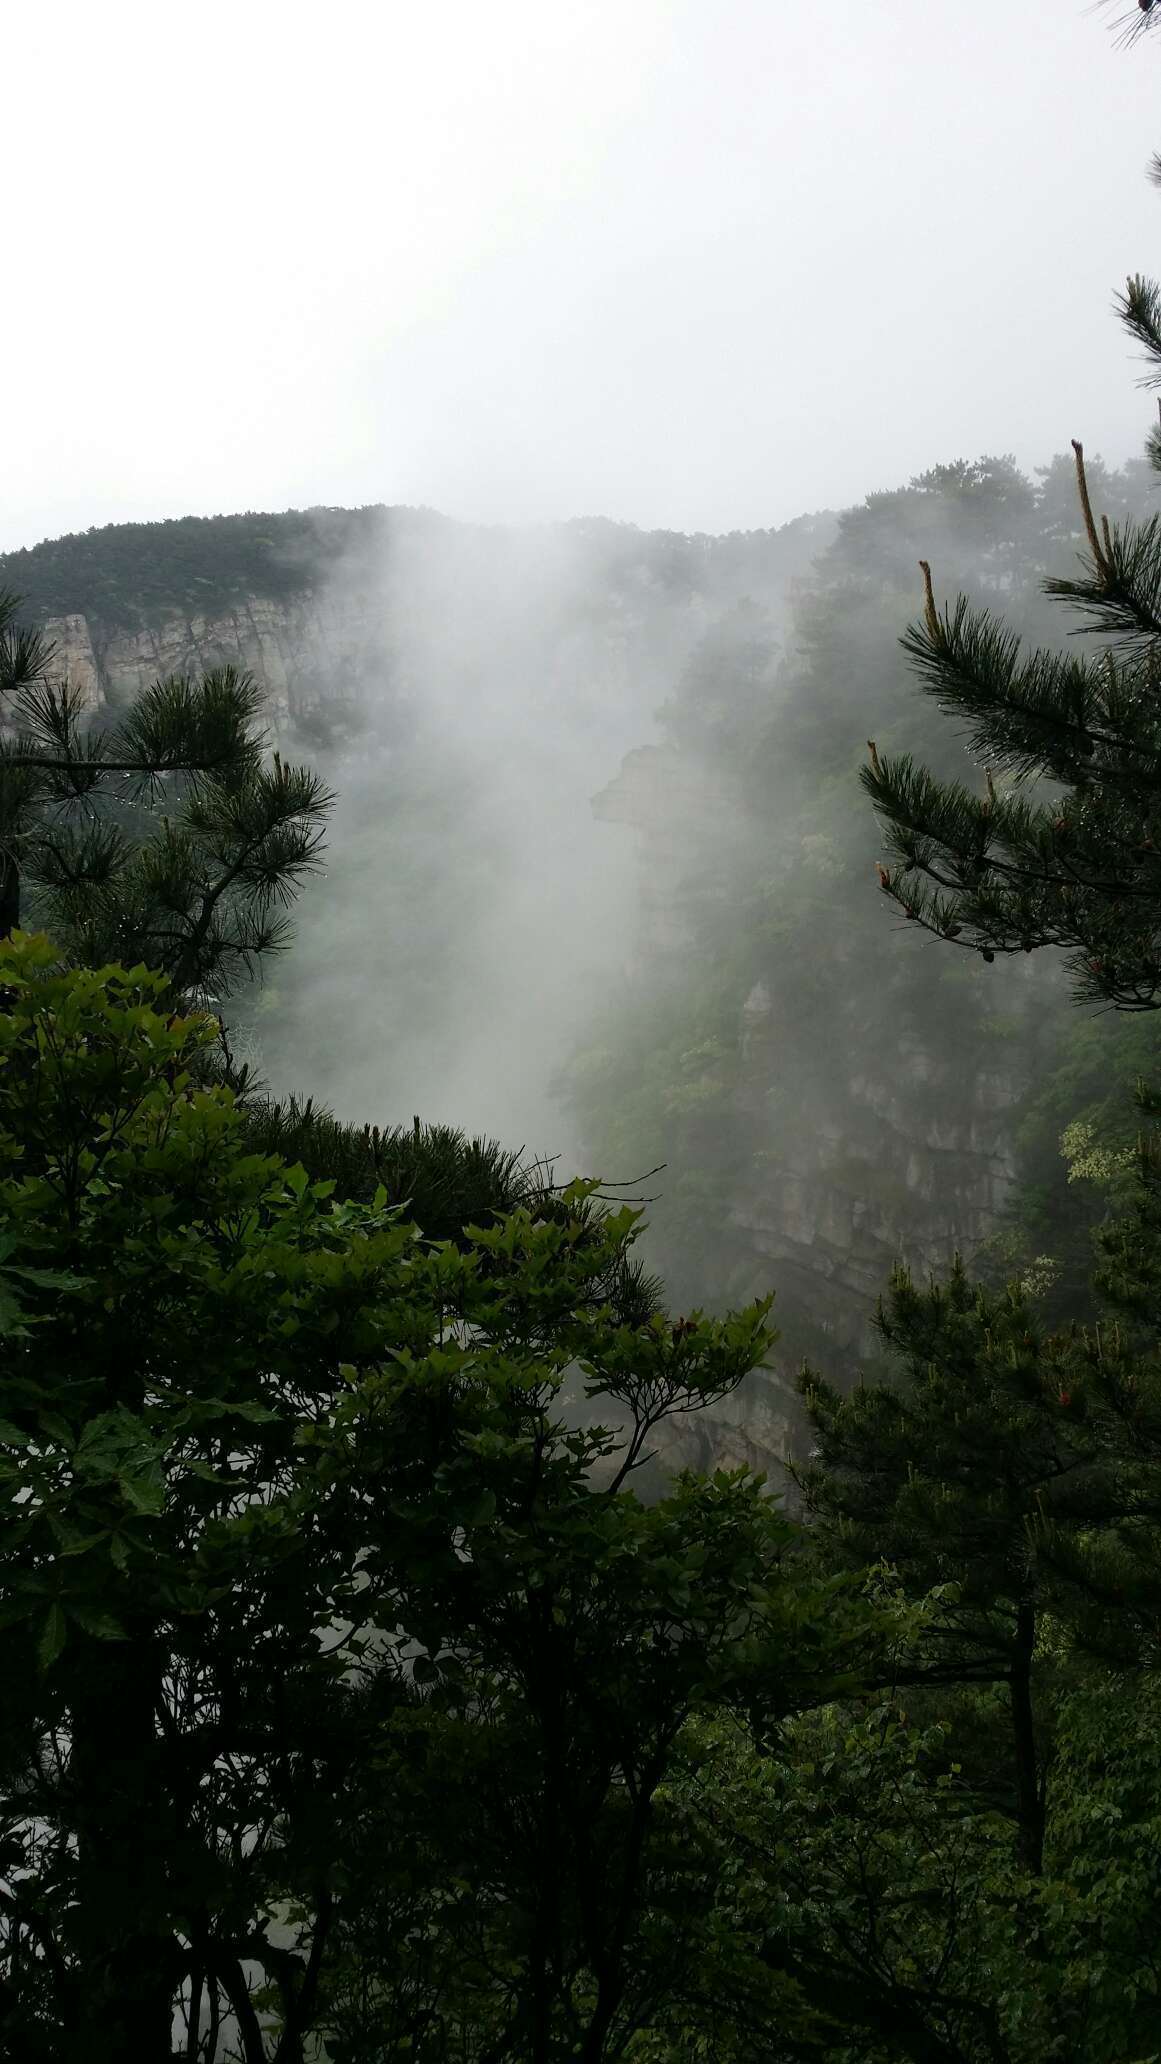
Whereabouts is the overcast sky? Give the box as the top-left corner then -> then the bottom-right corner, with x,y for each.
6,1 -> 1161,553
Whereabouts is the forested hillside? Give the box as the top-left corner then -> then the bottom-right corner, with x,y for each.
0,504 -> 832,652
9,466 -> 1161,1479
0,500 -> 836,1176
9,1 -> 1161,2057
8,415 -> 1161,2055
561,452 -> 1161,1465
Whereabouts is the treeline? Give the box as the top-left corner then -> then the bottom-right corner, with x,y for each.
561,448 -> 1161,1394
6,53 -> 1161,2061
5,388 -> 1161,2053
0,505 -> 832,635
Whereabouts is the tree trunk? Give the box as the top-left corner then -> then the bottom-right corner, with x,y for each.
1010,1598 -> 1044,1875
68,1639 -> 177,2063
0,849 -> 19,939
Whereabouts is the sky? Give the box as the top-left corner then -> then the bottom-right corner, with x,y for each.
7,0 -> 1161,553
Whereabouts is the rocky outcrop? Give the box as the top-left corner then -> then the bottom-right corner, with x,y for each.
39,592 -> 383,725
589,738 -> 1047,1475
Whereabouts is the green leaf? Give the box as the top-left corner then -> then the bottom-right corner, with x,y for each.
68,1605 -> 127,1641
38,1603 -> 67,1670
118,1468 -> 165,1517
186,1459 -> 244,1487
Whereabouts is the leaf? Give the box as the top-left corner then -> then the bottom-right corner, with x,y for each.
0,1285 -> 32,1339
118,1468 -> 165,1517
68,1605 -> 127,1641
6,1262 -> 89,1292
205,1396 -> 278,1425
186,1459 -> 244,1487
38,1603 -> 67,1670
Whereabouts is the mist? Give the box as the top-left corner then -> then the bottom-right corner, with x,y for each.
6,0 -> 1161,1418
249,508 -> 826,1171
9,2 -> 1161,552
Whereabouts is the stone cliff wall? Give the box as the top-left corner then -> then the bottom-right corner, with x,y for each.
593,741 -> 1044,1481
39,591 -> 381,725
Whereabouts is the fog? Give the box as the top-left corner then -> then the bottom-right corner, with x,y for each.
7,2 -> 1161,551
247,508 -> 827,1171
8,0 -> 1161,1335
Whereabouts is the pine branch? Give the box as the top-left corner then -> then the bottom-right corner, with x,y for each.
1116,273 -> 1161,383
28,822 -> 134,894
160,761 -> 333,998
110,667 -> 265,791
0,596 -> 334,981
895,609 -> 1100,784
1044,510 -> 1161,644
0,588 -> 56,694
1098,2 -> 1161,51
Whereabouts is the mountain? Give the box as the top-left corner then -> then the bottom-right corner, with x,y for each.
0,504 -> 834,724
10,477 -> 1154,1485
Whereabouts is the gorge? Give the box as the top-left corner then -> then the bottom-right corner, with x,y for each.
5,466 -> 1156,1477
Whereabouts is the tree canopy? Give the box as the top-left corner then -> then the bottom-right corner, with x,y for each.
0,933 -> 875,2062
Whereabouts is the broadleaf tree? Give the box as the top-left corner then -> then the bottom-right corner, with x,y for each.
0,933 -> 874,2064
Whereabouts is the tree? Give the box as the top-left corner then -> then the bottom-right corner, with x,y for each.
860,180 -> 1161,1011
629,1699 -> 1036,2064
562,452 -> 1131,1372
791,1259 -> 1098,1876
0,932 -> 858,2063
0,589 -> 330,1001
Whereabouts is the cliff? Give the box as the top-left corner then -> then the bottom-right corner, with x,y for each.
29,592 -> 383,724
589,739 -> 1046,1482
2,504 -> 836,728
2,492 -> 1069,1485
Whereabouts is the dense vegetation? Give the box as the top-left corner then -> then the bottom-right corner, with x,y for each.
0,507 -> 831,636
5,457 -> 1161,2057
7,32 -> 1161,2055
560,452 -> 1161,1388
0,511 -> 380,628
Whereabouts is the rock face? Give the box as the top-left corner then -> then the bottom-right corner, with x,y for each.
589,737 -> 1046,1480
9,501 -> 1029,1482
657,1045 -> 1029,1485
38,592 -> 382,727
592,744 -> 738,966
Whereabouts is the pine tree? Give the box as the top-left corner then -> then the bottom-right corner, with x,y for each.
793,1260 -> 1094,1873
0,590 -> 331,1003
861,170 -> 1161,1012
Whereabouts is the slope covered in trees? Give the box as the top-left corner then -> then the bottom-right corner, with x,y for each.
8,31 -> 1161,2041
0,506 -> 833,637
562,451 -> 1161,1459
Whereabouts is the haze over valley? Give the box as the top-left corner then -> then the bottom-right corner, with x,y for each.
7,5 -> 1161,2059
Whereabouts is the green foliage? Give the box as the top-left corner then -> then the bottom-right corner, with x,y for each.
1042,1674 -> 1161,2052
795,1258 -> 1088,1871
0,509 -> 374,628
0,506 -> 833,637
0,935 -> 856,2063
863,417 -> 1161,1012
0,590 -> 331,1002
973,1007 -> 1161,1326
628,1699 -> 1034,2063
562,460 -> 1136,1349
